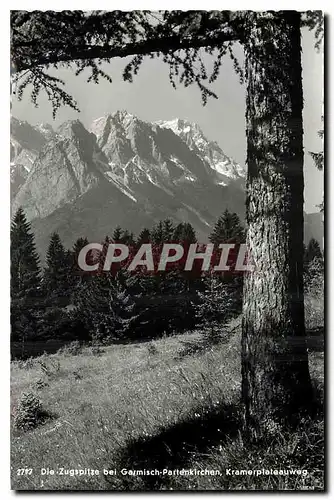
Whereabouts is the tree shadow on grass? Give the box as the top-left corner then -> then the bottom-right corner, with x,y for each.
176,333 -> 229,360
111,400 -> 241,490
176,321 -> 240,361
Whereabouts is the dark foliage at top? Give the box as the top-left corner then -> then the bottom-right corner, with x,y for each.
11,10 -> 323,117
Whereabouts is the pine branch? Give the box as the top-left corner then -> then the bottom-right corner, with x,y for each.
13,30 -> 239,73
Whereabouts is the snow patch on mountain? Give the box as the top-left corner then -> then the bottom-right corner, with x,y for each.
182,203 -> 211,227
11,111 -> 247,251
104,167 -> 138,202
157,118 -> 245,181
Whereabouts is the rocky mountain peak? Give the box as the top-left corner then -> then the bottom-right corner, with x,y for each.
157,117 -> 245,182
11,111 -> 249,253
90,111 -> 137,141
35,123 -> 55,139
12,118 -> 108,221
57,119 -> 90,140
10,118 -> 52,197
11,117 -> 47,152
157,118 -> 201,136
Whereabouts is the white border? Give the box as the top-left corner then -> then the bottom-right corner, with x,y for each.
4,1 -> 333,11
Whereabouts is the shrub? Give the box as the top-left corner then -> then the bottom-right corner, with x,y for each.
75,273 -> 141,343
16,357 -> 35,370
32,378 -> 49,390
13,392 -> 51,431
37,358 -> 61,379
88,345 -> 105,356
37,307 -> 90,344
147,343 -> 158,356
305,295 -> 324,331
304,257 -> 324,331
194,275 -> 242,332
304,257 -> 324,295
72,369 -> 83,380
58,340 -> 82,356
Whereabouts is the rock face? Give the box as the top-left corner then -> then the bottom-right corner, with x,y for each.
10,110 -> 322,255
91,111 -> 220,189
10,117 -> 50,198
156,118 -> 245,184
11,164 -> 29,200
13,120 -> 107,220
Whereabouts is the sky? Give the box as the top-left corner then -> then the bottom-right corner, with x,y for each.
11,27 -> 323,213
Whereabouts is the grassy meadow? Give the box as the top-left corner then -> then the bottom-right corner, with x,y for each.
11,315 -> 324,491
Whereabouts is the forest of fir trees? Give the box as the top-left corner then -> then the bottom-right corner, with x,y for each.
10,207 -> 323,359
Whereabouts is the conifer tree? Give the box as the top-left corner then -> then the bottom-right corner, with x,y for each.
70,237 -> 90,291
209,209 -> 245,245
304,238 -> 323,265
304,238 -> 323,294
162,218 -> 175,241
112,226 -> 123,242
121,229 -> 135,246
195,273 -> 233,336
208,210 -> 244,325
173,222 -> 197,243
151,221 -> 165,244
43,232 -> 71,305
73,237 -> 89,257
11,208 -> 41,348
76,271 -> 140,342
137,228 -> 151,245
11,207 -> 41,298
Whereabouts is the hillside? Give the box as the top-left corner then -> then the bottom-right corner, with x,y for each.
11,317 -> 324,491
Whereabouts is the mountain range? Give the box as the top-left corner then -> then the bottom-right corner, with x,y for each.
10,111 -> 322,255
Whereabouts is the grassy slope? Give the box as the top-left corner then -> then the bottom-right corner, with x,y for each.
11,317 -> 324,491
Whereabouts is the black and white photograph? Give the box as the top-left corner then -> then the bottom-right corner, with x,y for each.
9,9 -> 324,491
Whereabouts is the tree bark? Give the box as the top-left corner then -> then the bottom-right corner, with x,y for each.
242,11 -> 313,436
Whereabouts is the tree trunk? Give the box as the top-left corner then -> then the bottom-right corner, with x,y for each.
242,11 -> 313,436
